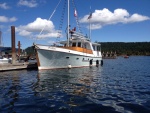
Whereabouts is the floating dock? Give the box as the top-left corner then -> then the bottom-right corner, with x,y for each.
0,62 -> 37,72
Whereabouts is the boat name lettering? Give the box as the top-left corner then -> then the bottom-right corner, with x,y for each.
49,47 -> 56,50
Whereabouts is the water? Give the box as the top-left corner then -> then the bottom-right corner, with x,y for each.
0,56 -> 150,113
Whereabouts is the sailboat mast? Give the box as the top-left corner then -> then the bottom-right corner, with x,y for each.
67,0 -> 70,47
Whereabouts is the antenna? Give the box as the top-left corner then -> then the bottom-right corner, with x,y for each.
89,2 -> 92,40
0,29 -> 2,47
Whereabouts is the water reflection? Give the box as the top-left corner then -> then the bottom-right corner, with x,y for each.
0,70 -> 37,113
0,71 -> 25,112
34,67 -> 103,108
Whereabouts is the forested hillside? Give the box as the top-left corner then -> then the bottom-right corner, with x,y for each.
100,42 -> 150,56
24,42 -> 150,56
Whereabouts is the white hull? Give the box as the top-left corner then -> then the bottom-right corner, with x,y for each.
35,45 -> 102,70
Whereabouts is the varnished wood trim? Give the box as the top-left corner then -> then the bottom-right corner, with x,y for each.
59,47 -> 93,54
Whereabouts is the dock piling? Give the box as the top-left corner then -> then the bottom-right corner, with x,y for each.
11,26 -> 16,64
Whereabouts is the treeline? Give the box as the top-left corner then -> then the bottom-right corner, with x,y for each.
25,46 -> 35,55
100,42 -> 150,56
24,42 -> 150,56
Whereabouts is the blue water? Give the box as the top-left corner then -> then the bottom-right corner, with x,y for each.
0,56 -> 150,113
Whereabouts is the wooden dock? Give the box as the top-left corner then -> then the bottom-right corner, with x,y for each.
0,62 -> 37,71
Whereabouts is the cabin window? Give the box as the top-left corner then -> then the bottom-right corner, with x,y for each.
97,46 -> 101,51
85,44 -> 86,48
72,42 -> 76,47
86,43 -> 92,50
93,45 -> 95,51
78,42 -> 81,47
82,43 -> 86,48
69,42 -> 72,46
95,46 -> 97,51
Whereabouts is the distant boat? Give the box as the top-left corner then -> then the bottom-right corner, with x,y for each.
0,56 -> 11,63
0,46 -> 12,63
33,0 -> 103,70
124,55 -> 129,58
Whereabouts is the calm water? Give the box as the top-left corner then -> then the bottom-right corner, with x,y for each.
0,56 -> 150,113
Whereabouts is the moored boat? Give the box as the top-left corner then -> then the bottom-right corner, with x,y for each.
124,55 -> 129,58
33,0 -> 103,70
0,56 -> 12,63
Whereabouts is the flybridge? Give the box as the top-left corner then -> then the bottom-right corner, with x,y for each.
70,28 -> 90,41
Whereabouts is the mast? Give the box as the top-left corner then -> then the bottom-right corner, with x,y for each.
89,5 -> 92,41
89,19 -> 91,40
67,0 -> 70,47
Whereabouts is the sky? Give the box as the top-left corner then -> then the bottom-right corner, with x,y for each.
0,0 -> 150,49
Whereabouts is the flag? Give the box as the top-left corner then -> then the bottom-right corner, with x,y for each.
74,9 -> 77,17
88,13 -> 92,19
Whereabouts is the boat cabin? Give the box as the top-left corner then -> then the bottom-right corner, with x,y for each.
60,39 -> 101,52
59,30 -> 101,55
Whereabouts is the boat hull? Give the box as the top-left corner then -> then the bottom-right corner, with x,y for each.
36,48 -> 102,70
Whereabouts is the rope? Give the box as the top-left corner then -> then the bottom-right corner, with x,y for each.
57,0 -> 67,39
36,0 -> 62,40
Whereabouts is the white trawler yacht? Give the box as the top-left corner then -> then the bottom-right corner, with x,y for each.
33,0 -> 103,70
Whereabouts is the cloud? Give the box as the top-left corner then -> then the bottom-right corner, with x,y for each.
18,0 -> 38,8
18,30 -> 32,37
0,3 -> 10,9
16,17 -> 59,39
80,8 -> 150,29
0,16 -> 17,22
